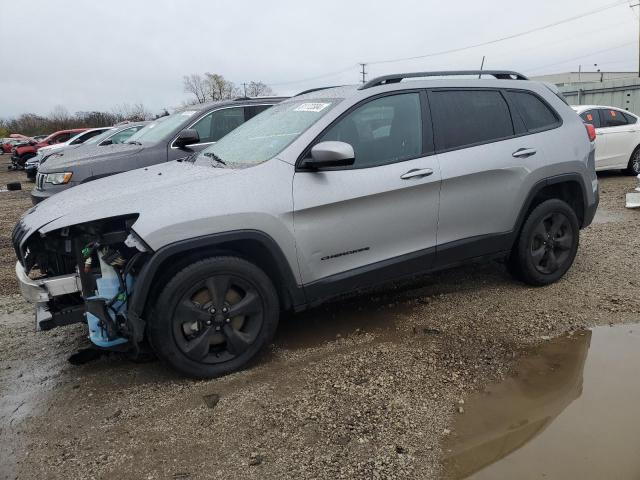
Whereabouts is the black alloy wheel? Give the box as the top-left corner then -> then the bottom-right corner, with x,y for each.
174,274 -> 263,364
510,199 -> 579,286
149,256 -> 279,378
529,212 -> 574,275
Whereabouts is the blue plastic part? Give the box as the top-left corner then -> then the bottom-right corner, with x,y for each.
87,312 -> 128,348
87,274 -> 133,348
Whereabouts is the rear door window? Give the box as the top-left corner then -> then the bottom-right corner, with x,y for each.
579,110 -> 602,128
506,91 -> 560,132
601,109 -> 629,128
429,90 -> 514,151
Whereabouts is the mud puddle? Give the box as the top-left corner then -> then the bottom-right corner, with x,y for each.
444,323 -> 640,479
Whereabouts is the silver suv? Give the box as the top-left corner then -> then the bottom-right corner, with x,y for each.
13,71 -> 598,378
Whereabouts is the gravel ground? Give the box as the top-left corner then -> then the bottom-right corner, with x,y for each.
0,156 -> 33,295
0,155 -> 639,479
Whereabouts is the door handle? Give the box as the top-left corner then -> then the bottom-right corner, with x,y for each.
400,168 -> 434,180
512,148 -> 537,159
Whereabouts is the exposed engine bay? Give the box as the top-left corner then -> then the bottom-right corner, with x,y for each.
13,215 -> 150,351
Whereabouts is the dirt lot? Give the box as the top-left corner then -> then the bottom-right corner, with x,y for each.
1,154 -> 639,480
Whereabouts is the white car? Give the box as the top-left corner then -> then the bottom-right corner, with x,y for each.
572,105 -> 640,174
36,127 -> 112,157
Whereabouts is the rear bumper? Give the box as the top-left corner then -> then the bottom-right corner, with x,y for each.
15,261 -> 81,304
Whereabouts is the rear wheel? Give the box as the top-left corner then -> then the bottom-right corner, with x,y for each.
148,256 -> 279,378
626,147 -> 640,175
510,199 -> 579,286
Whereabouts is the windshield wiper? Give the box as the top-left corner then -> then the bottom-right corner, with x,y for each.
203,152 -> 227,167
127,141 -> 142,145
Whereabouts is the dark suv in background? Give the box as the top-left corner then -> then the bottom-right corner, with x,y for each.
32,97 -> 286,203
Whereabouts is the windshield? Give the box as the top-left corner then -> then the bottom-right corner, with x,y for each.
194,99 -> 340,166
126,111 -> 194,144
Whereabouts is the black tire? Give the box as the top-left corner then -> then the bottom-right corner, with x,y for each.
148,256 -> 279,378
625,146 -> 640,176
510,199 -> 579,286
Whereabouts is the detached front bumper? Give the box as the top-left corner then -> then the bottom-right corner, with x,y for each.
15,261 -> 81,303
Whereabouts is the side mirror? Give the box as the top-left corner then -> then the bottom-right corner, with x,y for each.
302,141 -> 355,169
174,129 -> 200,149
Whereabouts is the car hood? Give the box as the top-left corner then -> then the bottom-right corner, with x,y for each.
39,143 -> 145,171
18,158 -> 294,254
21,160 -> 230,230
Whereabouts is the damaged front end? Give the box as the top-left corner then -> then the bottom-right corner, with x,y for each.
13,215 -> 150,351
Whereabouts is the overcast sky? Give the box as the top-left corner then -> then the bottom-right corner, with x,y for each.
1,0 -> 637,118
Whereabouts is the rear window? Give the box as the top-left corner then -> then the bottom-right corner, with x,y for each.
506,91 -> 560,132
430,90 -> 514,151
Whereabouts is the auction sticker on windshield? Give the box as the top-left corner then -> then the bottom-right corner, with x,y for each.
294,103 -> 331,113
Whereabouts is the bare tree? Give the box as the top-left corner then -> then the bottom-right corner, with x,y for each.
49,105 -> 72,131
111,103 -> 151,122
0,105 -> 154,137
204,73 -> 240,101
183,74 -> 208,104
244,81 -> 275,97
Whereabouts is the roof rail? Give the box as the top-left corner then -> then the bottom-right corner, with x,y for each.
359,70 -> 529,90
295,86 -> 343,96
232,95 -> 289,101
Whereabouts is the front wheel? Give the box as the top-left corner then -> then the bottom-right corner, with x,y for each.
148,256 -> 279,378
509,199 -> 580,286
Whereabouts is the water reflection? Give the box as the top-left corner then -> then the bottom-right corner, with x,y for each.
445,324 -> 640,479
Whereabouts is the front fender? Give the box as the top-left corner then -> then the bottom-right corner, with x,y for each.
128,229 -> 306,322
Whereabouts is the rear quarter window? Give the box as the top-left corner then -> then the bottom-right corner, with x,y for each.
506,90 -> 560,132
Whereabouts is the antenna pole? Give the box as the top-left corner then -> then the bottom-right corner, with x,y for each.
478,56 -> 485,79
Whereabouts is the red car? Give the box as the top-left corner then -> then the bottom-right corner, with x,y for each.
12,128 -> 87,168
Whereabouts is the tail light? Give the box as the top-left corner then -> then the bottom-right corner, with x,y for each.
585,123 -> 596,142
